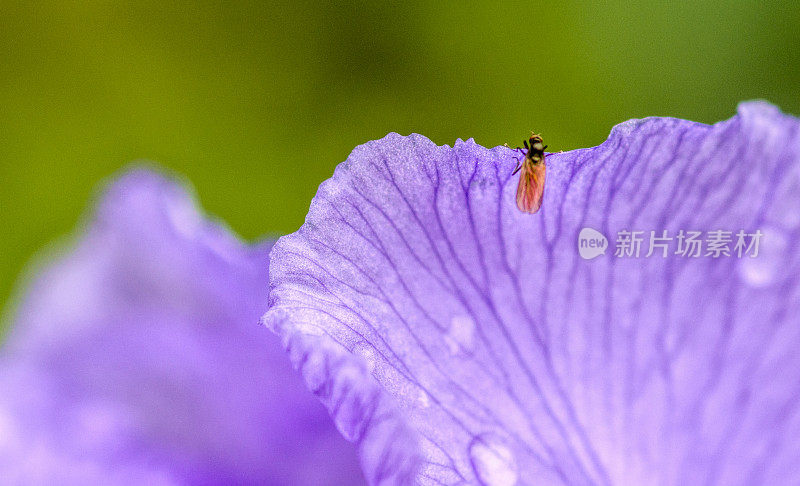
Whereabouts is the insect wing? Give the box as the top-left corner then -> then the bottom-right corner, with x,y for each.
515,160 -> 546,213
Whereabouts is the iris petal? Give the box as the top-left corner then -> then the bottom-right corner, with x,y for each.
265,102 -> 800,484
0,169 -> 365,485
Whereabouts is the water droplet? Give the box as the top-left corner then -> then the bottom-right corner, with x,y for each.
445,315 -> 476,355
469,433 -> 518,486
738,228 -> 788,288
779,211 -> 800,230
415,388 -> 431,408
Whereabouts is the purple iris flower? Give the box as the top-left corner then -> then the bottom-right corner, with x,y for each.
265,102 -> 800,485
3,102 -> 799,485
0,171 -> 364,484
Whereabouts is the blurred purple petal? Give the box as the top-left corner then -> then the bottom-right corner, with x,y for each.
0,170 -> 365,485
265,102 -> 800,484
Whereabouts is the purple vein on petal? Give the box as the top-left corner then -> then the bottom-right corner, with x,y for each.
265,103 -> 800,485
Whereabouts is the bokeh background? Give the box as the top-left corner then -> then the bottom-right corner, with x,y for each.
2,0 -> 799,331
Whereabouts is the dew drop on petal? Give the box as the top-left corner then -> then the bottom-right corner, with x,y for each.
468,433 -> 518,486
777,210 -> 800,230
738,227 -> 788,288
445,315 -> 476,355
415,388 -> 431,408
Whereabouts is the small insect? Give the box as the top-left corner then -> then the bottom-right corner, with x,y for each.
511,133 -> 548,214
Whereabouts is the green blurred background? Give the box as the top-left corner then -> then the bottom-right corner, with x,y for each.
2,0 -> 799,322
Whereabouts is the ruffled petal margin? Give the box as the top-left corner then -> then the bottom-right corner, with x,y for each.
265,102 -> 800,485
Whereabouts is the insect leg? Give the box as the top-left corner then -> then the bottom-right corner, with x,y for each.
505,143 -> 526,154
